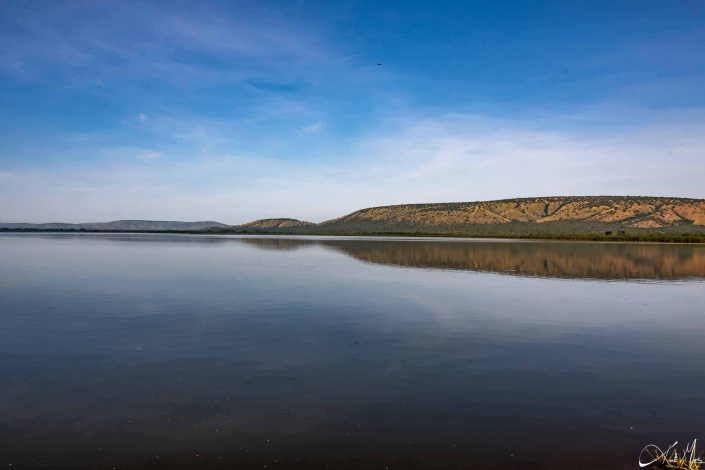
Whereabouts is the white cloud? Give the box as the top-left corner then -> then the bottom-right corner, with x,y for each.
138,112 -> 146,123
301,120 -> 325,134
0,171 -> 17,181
138,150 -> 162,160
0,1 -> 330,85
1,110 -> 704,224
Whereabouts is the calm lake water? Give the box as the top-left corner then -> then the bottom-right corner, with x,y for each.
1,233 -> 704,469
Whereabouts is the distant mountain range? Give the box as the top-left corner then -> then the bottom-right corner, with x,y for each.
227,196 -> 705,236
3,197 -> 705,238
0,220 -> 226,231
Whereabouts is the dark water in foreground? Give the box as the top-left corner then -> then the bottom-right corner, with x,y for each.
1,234 -> 704,469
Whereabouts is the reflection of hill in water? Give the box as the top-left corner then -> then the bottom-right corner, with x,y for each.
240,238 -> 705,280
14,234 -> 705,280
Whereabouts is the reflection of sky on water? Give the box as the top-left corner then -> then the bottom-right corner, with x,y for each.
1,234 -> 704,468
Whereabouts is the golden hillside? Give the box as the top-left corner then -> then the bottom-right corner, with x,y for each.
324,196 -> 705,229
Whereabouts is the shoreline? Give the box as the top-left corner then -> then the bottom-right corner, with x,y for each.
2,228 -> 705,244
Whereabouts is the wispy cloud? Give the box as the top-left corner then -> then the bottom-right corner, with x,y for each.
1,1 -> 703,224
138,150 -> 163,161
0,171 -> 17,181
2,110 -> 703,223
300,120 -> 325,134
0,1 -> 330,85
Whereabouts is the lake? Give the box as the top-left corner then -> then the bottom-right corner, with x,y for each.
1,233 -> 704,469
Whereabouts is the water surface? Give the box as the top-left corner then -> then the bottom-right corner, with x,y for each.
1,234 -> 704,469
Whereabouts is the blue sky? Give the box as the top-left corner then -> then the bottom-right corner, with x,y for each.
1,0 -> 704,223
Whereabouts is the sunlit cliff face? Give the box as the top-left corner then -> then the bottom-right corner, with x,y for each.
329,197 -> 705,229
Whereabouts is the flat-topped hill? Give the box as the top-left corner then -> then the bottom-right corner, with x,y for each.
321,196 -> 705,230
223,196 -> 705,238
4,197 -> 705,239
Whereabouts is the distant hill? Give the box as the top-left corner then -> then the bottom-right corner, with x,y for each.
234,218 -> 314,230
224,196 -> 705,237
0,220 -> 226,231
4,197 -> 705,238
